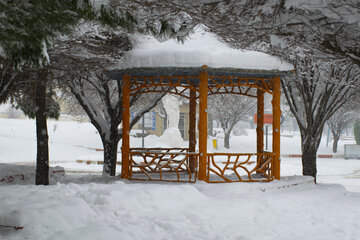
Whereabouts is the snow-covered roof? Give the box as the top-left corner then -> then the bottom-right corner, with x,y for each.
108,26 -> 293,80
126,27 -> 292,70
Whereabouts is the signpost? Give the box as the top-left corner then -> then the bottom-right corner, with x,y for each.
131,112 -> 157,148
254,114 -> 273,150
254,114 -> 273,124
142,115 -> 145,148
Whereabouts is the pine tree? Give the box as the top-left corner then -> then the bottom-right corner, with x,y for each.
0,0 -> 124,185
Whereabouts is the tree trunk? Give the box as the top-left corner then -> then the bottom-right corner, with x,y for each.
301,139 -> 318,182
208,114 -> 213,136
102,131 -> 119,176
35,71 -> 49,185
332,135 -> 340,153
224,131 -> 230,149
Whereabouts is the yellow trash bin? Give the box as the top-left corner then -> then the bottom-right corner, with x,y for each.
212,139 -> 218,150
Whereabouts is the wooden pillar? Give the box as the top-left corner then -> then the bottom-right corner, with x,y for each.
121,74 -> 131,179
189,88 -> 197,172
198,66 -> 208,181
272,76 -> 281,180
256,88 -> 264,167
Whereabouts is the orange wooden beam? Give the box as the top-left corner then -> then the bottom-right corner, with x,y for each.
198,66 -> 208,181
121,74 -> 131,179
272,76 -> 281,180
189,88 -> 197,173
256,89 -> 264,168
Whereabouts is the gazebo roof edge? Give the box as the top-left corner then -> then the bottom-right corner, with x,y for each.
106,67 -> 293,80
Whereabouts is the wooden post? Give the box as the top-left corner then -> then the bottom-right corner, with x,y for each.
189,88 -> 197,173
256,88 -> 264,169
272,76 -> 281,180
121,75 -> 131,179
198,66 -> 208,181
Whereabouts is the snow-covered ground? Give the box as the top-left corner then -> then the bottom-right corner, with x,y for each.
1,118 -> 360,240
0,118 -> 358,189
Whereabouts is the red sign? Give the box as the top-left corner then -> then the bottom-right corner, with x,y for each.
254,114 -> 273,124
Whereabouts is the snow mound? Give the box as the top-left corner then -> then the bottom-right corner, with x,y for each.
0,210 -> 26,228
1,176 -> 358,240
123,26 -> 293,71
158,127 -> 186,148
0,164 -> 64,184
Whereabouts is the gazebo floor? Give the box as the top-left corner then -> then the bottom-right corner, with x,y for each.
130,171 -> 197,183
130,171 -> 272,183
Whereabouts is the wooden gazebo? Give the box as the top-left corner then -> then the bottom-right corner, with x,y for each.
107,65 -> 290,183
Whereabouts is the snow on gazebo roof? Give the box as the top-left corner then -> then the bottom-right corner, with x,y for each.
107,26 -> 293,80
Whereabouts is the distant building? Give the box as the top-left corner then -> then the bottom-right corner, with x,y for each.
132,101 -> 193,141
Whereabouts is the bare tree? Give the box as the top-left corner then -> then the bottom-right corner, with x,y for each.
208,94 -> 256,149
282,57 -> 360,181
65,73 -> 166,176
50,22 -> 169,176
327,103 -> 360,153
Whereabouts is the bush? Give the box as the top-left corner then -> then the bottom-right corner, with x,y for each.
354,121 -> 360,145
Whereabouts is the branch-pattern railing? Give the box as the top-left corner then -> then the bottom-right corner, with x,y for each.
129,76 -> 198,99
129,148 -> 199,182
128,149 -> 274,183
128,75 -> 274,99
208,76 -> 273,95
207,153 -> 274,183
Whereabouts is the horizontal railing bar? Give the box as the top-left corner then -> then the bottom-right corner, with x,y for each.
130,148 -> 189,150
208,179 -> 272,183
129,76 -> 198,79
130,177 -> 197,183
208,153 -> 275,156
130,152 -> 200,156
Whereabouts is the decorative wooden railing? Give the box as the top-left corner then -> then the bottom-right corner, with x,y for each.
207,153 -> 274,183
129,148 -> 199,183
128,149 -> 274,183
